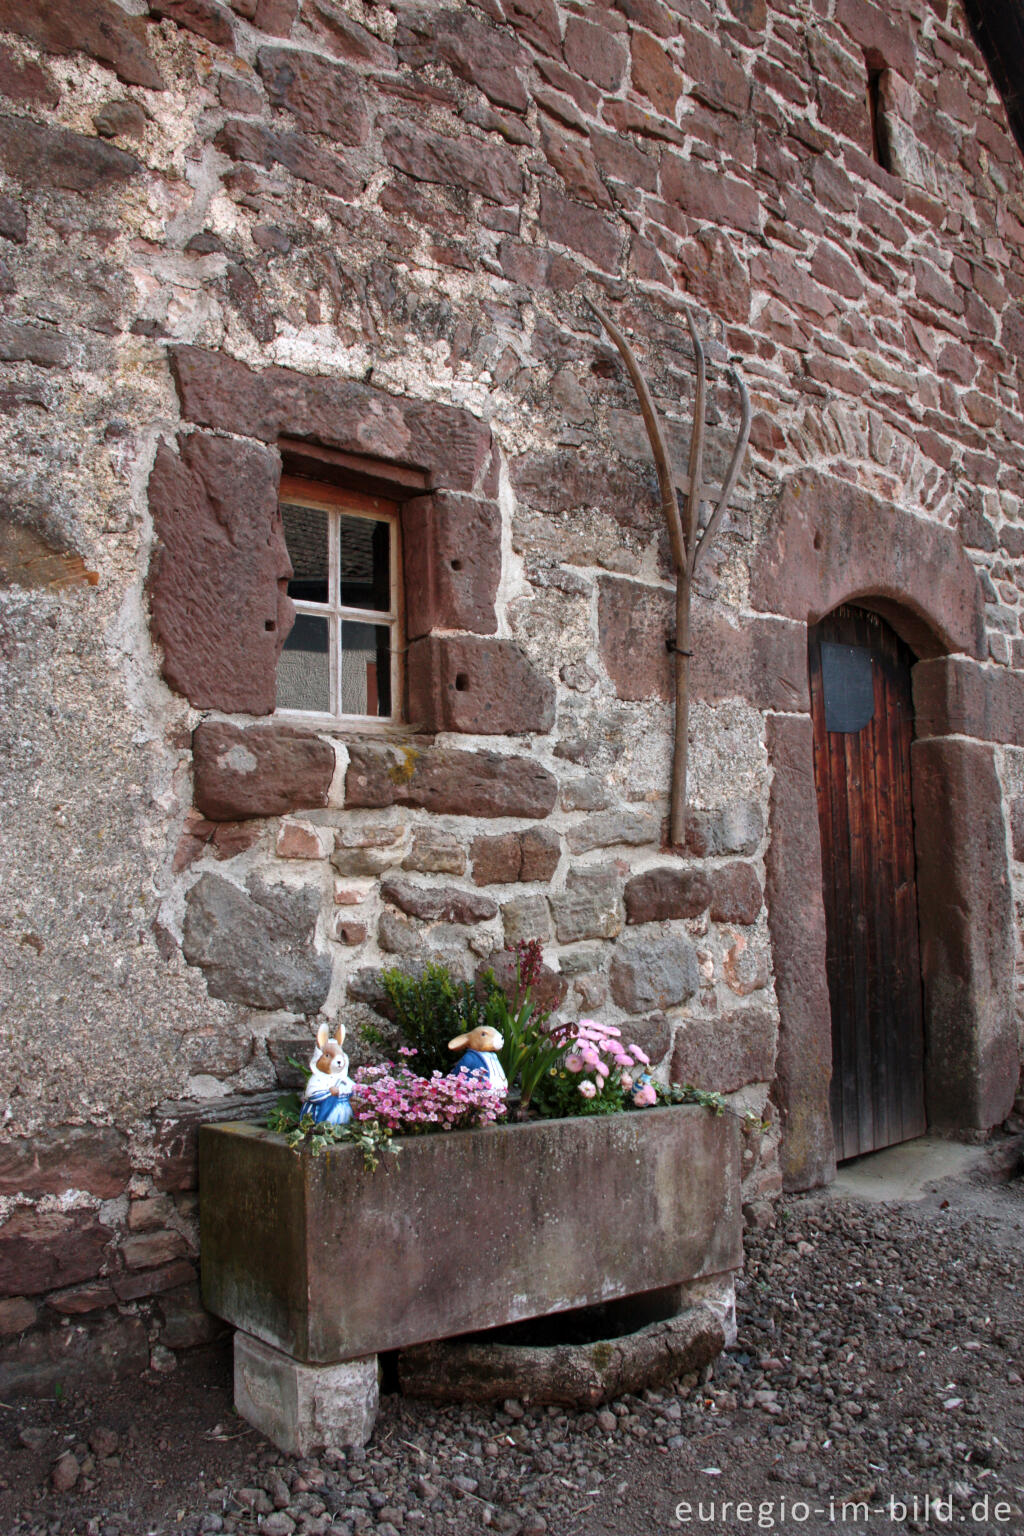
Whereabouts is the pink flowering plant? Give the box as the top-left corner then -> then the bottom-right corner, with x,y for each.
532,1018 -> 657,1119
351,1049 -> 507,1135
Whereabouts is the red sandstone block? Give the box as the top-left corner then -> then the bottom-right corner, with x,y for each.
541,123 -> 613,208
47,1282 -> 118,1315
631,30 -> 681,117
0,0 -> 163,88
660,155 -> 760,234
503,0 -> 562,54
170,346 -> 493,493
256,47 -> 369,143
710,863 -> 764,925
624,867 -> 711,923
112,1260 -> 197,1302
834,0 -> 916,80
148,432 -> 289,716
682,25 -> 751,116
192,721 -> 335,822
0,1212 -> 113,1299
406,636 -> 556,736
563,14 -> 627,89
213,118 -> 363,198
671,1009 -> 777,1093
538,186 -> 622,270
597,577 -> 809,711
383,125 -> 523,205
0,44 -> 60,107
345,744 -> 558,820
0,1128 -> 130,1200
150,0 -> 235,48
0,1296 -> 37,1335
396,10 -> 528,113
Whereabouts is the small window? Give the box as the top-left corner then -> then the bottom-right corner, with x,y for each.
866,55 -> 893,173
275,476 -> 401,722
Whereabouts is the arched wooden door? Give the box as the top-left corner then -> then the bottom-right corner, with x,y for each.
808,605 -> 928,1161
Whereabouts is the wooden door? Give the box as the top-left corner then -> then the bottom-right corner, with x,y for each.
808,605 -> 927,1161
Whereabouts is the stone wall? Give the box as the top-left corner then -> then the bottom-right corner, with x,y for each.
1,0 -> 1023,1386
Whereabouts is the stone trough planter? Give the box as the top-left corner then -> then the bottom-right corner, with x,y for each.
200,1106 -> 742,1453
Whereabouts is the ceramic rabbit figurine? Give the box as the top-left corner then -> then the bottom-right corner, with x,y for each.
301,1021 -> 354,1126
448,1025 -> 508,1092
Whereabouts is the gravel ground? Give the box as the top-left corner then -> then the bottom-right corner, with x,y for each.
1,1146 -> 1022,1536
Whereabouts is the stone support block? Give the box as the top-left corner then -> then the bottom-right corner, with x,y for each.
233,1331 -> 378,1455
397,1302 -> 724,1408
910,737 -> 1017,1129
765,714 -> 835,1192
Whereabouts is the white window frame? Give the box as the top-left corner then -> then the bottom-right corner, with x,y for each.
275,476 -> 402,725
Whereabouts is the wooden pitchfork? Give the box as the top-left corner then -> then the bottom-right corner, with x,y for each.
586,299 -> 752,847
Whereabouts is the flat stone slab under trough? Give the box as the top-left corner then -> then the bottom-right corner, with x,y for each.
200,1107 -> 741,1363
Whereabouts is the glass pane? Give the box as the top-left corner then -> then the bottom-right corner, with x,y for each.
341,620 -> 392,717
277,613 -> 331,712
339,515 -> 390,612
282,502 -> 329,604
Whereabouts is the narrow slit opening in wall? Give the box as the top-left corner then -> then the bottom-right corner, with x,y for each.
866,55 -> 894,173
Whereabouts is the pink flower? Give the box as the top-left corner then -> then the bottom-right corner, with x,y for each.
564,1054 -> 584,1073
628,1044 -> 650,1065
620,1073 -> 634,1091
578,1080 -> 597,1099
633,1083 -> 657,1107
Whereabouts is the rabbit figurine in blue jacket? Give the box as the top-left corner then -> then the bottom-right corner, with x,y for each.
448,1025 -> 508,1092
301,1022 -> 354,1126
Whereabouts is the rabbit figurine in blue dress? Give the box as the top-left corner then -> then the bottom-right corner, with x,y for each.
301,1021 -> 354,1126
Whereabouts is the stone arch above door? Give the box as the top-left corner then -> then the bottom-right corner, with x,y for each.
751,470 -> 986,661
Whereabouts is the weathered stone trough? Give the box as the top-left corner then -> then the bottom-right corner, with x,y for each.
200,1106 -> 742,1452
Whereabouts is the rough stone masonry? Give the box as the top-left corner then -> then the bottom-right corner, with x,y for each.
1,0 -> 1023,1392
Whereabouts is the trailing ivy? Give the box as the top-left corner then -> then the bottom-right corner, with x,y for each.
266,1095 -> 397,1172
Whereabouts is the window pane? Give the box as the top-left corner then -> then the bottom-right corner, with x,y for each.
339,515 -> 390,612
341,620 -> 392,717
277,613 -> 331,712
282,502 -> 329,604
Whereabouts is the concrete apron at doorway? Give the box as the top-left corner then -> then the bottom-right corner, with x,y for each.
824,1132 -> 1021,1204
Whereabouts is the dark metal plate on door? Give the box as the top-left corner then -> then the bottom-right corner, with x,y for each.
820,641 -> 874,733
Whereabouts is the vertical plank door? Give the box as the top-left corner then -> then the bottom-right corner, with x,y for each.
808,606 -> 928,1161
